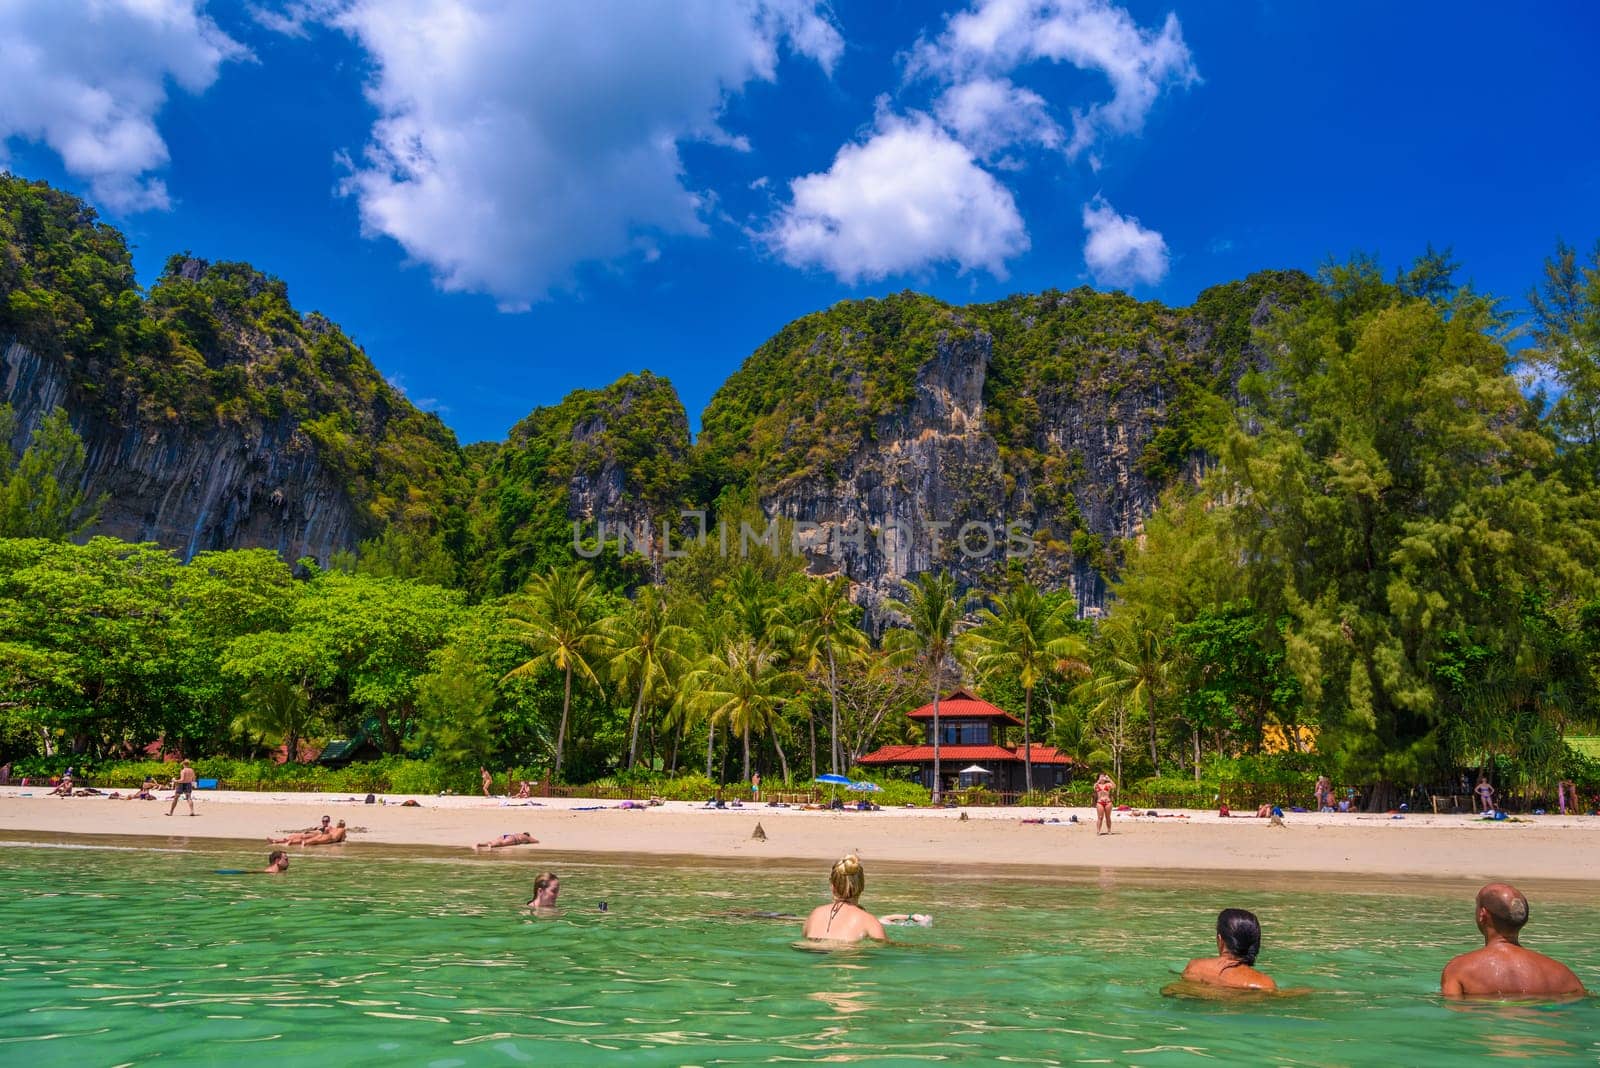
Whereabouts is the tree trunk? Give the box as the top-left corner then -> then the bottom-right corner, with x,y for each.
667,728 -> 679,774
1192,727 -> 1200,781
626,682 -> 647,769
828,645 -> 841,776
285,724 -> 299,765
742,723 -> 751,783
554,667 -> 572,779
774,729 -> 791,782
807,698 -> 817,781
704,720 -> 715,779
1022,685 -> 1034,796
1147,694 -> 1159,775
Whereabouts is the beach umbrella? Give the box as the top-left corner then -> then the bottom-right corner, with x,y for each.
814,772 -> 850,802
847,781 -> 883,792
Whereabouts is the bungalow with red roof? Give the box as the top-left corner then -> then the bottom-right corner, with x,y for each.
857,688 -> 1076,797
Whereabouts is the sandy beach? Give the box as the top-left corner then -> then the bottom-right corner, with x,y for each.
5,785 -> 1599,882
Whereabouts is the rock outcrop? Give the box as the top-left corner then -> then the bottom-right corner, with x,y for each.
3,336 -> 358,560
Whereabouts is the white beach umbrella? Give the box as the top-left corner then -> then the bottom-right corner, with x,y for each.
959,765 -> 991,775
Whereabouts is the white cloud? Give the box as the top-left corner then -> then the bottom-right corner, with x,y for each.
1081,195 -> 1168,286
0,1 -> 245,212
765,110 -> 1027,283
933,77 -> 1062,159
294,0 -> 840,307
911,0 -> 1198,158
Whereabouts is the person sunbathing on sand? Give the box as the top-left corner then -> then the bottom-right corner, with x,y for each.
1180,909 -> 1278,991
271,820 -> 347,846
801,855 -> 886,943
475,831 -> 538,851
1441,883 -> 1587,998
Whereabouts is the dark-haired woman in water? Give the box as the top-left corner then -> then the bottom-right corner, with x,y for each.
1180,908 -> 1277,991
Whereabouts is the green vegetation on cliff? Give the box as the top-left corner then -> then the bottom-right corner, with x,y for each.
0,174 -> 465,537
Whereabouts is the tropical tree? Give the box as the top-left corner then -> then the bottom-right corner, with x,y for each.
960,580 -> 1087,794
505,565 -> 609,780
410,644 -> 499,769
688,634 -> 800,782
1079,609 -> 1172,778
793,575 -> 868,776
884,570 -> 964,802
0,406 -> 104,540
605,585 -> 694,769
234,677 -> 313,762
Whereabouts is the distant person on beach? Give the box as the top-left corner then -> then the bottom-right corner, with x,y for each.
1474,777 -> 1496,813
1093,774 -> 1116,835
481,767 -> 493,797
516,780 -> 532,799
801,854 -> 887,943
527,871 -> 561,909
167,761 -> 197,816
751,771 -> 761,802
1314,776 -> 1333,812
264,850 -> 291,874
298,815 -> 333,835
271,820 -> 346,845
1181,908 -> 1278,991
0,761 -> 11,785
1440,883 -> 1587,998
1557,779 -> 1575,816
476,831 -> 538,851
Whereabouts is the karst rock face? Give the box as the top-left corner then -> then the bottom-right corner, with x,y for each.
3,335 -> 357,561
3,172 -> 1313,613
694,277 -> 1309,620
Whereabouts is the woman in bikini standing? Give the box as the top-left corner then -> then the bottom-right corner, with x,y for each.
1093,773 -> 1116,836
801,855 -> 886,943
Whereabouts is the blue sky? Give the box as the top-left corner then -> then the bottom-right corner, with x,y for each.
3,1 -> 1597,443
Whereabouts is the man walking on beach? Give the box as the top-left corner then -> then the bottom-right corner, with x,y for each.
1093,773 -> 1116,836
1441,883 -> 1587,998
167,760 -> 197,816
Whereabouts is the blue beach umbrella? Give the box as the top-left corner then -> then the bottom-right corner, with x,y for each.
814,773 -> 850,802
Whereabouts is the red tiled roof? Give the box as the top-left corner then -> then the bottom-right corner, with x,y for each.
905,688 -> 1023,726
858,743 -> 1075,765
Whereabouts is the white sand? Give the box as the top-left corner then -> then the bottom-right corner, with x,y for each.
4,786 -> 1598,881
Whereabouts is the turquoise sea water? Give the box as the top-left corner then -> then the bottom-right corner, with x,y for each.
2,837 -> 1598,1065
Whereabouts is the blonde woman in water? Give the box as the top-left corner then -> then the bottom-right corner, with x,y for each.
802,855 -> 887,943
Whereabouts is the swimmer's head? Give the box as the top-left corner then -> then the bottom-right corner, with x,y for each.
267,850 -> 288,869
533,871 -> 560,906
829,854 -> 865,903
1476,883 -> 1529,935
1216,908 -> 1261,966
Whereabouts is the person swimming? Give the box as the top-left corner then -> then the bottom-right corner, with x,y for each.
1440,883 -> 1587,998
800,855 -> 886,943
264,850 -> 290,874
1180,908 -> 1277,991
527,871 -> 560,909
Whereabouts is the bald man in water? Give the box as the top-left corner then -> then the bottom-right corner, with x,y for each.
1440,883 -> 1587,998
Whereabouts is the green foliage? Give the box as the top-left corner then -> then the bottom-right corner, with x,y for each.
0,174 -> 467,549
410,644 -> 499,767
0,406 -> 104,538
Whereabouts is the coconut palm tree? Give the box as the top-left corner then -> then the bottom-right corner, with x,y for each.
793,575 -> 868,777
959,581 -> 1088,795
1079,610 -> 1172,778
688,635 -> 800,782
504,565 -> 608,780
605,585 -> 694,770
884,570 -> 964,803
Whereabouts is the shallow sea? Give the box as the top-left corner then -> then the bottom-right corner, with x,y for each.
1,835 -> 1597,1065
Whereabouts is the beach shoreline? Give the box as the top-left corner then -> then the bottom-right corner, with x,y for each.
5,786 -> 1599,882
